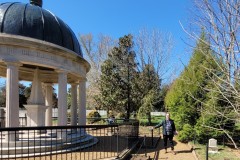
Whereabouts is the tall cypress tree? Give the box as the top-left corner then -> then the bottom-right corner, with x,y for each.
165,32 -> 220,142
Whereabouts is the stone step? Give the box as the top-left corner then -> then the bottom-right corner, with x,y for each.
0,137 -> 98,159
0,131 -> 87,147
0,135 -> 95,155
0,129 -> 84,138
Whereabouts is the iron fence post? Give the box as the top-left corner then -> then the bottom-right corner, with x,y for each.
151,128 -> 154,146
223,134 -> 225,148
194,130 -> 196,145
206,141 -> 208,160
116,127 -> 119,159
144,135 -> 147,157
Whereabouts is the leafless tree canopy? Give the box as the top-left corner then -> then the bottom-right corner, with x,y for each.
80,33 -> 115,109
135,28 -> 174,79
194,0 -> 240,80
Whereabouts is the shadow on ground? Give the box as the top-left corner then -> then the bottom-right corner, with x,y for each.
131,135 -> 194,160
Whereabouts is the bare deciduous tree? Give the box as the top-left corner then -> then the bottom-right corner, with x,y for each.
135,28 -> 174,79
79,33 -> 115,109
134,28 -> 174,119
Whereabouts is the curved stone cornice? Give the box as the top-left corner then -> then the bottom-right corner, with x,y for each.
0,34 -> 90,72
0,34 -> 90,83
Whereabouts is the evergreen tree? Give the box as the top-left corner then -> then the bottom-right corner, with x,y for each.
0,85 -> 6,108
96,34 -> 138,119
137,64 -> 162,124
19,83 -> 28,108
96,59 -> 120,113
158,84 -> 169,111
0,83 -> 29,108
165,32 -> 221,142
194,68 -> 236,143
138,64 -> 161,98
67,88 -> 71,109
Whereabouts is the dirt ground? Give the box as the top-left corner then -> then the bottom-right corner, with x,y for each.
131,136 -> 197,160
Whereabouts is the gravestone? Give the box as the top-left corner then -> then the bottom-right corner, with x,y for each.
208,138 -> 218,153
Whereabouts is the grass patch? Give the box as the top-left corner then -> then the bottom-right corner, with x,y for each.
139,116 -> 165,126
190,142 -> 240,160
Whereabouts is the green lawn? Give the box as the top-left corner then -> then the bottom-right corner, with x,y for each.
190,142 -> 240,160
139,115 -> 165,126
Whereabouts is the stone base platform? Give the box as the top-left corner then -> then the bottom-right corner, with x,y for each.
0,130 -> 98,158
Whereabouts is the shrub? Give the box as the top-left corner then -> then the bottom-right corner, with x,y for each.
116,112 -> 126,119
194,116 -> 224,143
87,110 -> 101,124
178,124 -> 194,143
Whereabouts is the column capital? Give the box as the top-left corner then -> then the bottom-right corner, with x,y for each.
55,69 -> 68,74
4,60 -> 22,67
43,83 -> 53,87
70,82 -> 78,86
79,78 -> 87,83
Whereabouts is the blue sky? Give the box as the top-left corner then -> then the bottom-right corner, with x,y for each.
0,0 -> 194,84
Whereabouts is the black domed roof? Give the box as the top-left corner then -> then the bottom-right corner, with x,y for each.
0,2 -> 83,57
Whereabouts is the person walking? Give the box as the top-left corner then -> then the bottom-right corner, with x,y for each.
152,113 -> 177,155
107,115 -> 115,124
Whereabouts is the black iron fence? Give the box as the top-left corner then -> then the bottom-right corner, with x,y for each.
0,116 -> 139,127
131,127 -> 161,160
0,120 -> 139,160
0,117 -> 27,128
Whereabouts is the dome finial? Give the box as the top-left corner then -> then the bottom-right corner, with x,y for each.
30,0 -> 42,7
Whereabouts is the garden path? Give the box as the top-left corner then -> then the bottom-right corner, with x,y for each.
132,135 -> 197,160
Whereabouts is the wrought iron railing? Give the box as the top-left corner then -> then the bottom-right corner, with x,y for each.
0,120 -> 139,160
0,117 -> 27,128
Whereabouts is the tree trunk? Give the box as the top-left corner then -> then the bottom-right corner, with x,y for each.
147,112 -> 152,125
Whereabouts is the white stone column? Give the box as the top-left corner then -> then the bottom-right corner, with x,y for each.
57,71 -> 68,126
24,68 -> 47,128
5,61 -> 21,141
71,83 -> 77,126
45,83 -> 53,126
78,79 -> 86,125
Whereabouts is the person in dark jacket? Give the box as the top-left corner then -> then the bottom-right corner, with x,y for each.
153,113 -> 177,154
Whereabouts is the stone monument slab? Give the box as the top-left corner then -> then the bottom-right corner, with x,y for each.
208,138 -> 218,153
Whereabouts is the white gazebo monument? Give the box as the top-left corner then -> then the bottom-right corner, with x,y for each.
0,0 -> 90,141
